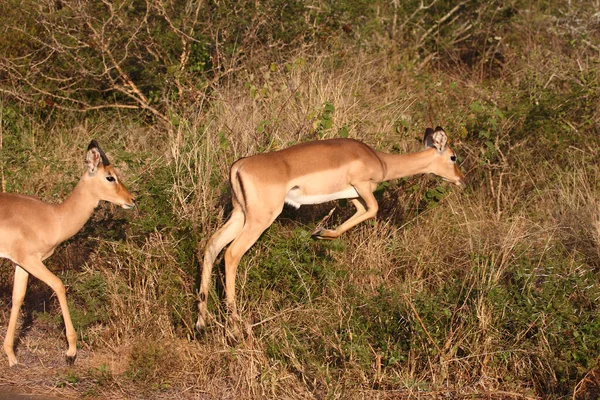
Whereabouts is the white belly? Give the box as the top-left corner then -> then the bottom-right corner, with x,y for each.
284,187 -> 359,208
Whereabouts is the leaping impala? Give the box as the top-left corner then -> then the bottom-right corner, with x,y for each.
1,140 -> 135,367
196,126 -> 465,331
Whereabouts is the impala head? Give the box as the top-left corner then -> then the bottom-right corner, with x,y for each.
424,126 -> 465,186
85,140 -> 135,209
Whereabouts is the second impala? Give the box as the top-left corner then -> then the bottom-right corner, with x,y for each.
197,126 -> 465,331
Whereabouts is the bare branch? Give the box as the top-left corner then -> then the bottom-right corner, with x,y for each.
418,1 -> 468,47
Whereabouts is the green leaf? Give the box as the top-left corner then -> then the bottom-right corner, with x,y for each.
338,125 -> 349,138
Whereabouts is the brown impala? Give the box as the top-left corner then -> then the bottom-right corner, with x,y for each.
197,126 -> 465,331
1,141 -> 135,366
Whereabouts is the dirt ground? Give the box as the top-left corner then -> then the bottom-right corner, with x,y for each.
0,322 -> 117,400
0,387 -> 65,400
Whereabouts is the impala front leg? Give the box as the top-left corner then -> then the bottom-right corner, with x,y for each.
313,188 -> 378,240
23,258 -> 77,364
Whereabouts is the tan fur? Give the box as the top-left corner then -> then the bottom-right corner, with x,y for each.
1,141 -> 134,367
196,127 -> 465,331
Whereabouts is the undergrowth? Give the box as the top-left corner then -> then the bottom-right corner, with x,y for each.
1,1 -> 600,399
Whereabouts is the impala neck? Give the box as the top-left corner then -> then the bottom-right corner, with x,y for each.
54,173 -> 99,242
377,147 -> 437,181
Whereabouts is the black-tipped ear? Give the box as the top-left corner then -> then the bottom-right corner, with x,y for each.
423,127 -> 434,148
424,126 -> 448,152
87,140 -> 99,152
87,140 -> 110,166
85,140 -> 110,174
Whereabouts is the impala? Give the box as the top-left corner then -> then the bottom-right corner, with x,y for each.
1,140 -> 135,367
196,126 -> 465,331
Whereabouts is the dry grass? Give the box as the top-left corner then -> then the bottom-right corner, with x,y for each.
2,3 -> 600,398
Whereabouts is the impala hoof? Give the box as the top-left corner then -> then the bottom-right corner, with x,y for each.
196,312 -> 209,334
225,322 -> 244,345
225,329 -> 240,346
66,354 -> 77,365
311,227 -> 325,238
195,321 -> 206,335
311,228 -> 336,240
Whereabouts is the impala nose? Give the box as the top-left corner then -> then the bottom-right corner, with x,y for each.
122,197 -> 135,209
453,174 -> 468,188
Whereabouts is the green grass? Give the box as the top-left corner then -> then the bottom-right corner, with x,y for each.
1,1 -> 600,399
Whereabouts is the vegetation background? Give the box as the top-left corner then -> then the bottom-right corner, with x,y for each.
0,0 -> 599,398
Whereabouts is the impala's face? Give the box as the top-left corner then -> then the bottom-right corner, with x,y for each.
430,147 -> 465,186
85,141 -> 135,209
423,127 -> 465,186
94,164 -> 136,208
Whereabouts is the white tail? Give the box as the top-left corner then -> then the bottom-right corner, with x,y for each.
1,140 -> 135,366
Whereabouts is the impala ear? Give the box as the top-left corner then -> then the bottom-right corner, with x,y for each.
85,140 -> 110,174
424,126 -> 448,152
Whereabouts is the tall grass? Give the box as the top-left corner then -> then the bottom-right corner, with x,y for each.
1,2 -> 600,399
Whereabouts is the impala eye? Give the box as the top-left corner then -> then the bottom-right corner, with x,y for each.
450,155 -> 457,162
106,175 -> 116,182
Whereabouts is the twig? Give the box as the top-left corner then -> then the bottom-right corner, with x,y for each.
249,305 -> 305,328
404,293 -> 442,356
418,1 -> 467,46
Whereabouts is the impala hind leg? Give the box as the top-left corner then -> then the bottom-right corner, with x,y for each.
3,266 -> 29,367
223,210 -> 280,330
313,186 -> 379,240
196,207 -> 245,332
